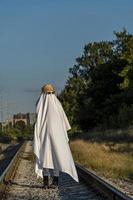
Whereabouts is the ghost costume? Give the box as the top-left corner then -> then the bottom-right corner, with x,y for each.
33,92 -> 79,183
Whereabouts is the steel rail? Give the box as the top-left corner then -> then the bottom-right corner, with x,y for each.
0,142 -> 25,198
76,162 -> 133,200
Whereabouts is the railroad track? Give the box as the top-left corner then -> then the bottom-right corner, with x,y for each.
0,143 -> 22,176
76,164 -> 133,200
0,142 -> 25,199
0,141 -> 132,200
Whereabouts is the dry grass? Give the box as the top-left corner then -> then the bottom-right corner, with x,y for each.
70,139 -> 133,180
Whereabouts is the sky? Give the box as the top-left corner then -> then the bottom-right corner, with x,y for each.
0,0 -> 133,121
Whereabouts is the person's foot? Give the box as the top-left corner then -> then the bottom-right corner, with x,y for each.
43,176 -> 49,189
49,176 -> 59,189
43,185 -> 49,189
49,183 -> 57,189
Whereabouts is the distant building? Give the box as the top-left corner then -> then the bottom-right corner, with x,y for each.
27,113 -> 36,125
13,113 -> 36,126
1,118 -> 13,127
13,113 -> 28,126
8,118 -> 14,127
1,121 -> 8,127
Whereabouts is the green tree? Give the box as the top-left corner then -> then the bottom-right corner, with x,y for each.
60,29 -> 133,130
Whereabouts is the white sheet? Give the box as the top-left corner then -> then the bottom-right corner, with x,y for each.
33,93 -> 79,182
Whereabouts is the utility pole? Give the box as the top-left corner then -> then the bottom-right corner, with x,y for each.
0,95 -> 3,132
6,99 -> 9,133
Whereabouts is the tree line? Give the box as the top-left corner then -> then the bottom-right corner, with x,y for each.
59,29 -> 133,131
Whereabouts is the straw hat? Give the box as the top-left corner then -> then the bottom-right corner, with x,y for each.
42,84 -> 55,93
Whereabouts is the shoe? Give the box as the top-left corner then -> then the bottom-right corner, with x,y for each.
43,175 -> 49,189
49,176 -> 59,189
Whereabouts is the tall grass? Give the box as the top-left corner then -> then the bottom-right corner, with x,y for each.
70,139 -> 133,179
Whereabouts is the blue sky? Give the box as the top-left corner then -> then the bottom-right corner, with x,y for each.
0,0 -> 133,120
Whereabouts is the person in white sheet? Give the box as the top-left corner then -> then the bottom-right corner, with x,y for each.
33,84 -> 79,189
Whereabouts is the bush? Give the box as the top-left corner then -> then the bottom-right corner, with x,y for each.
117,104 -> 133,128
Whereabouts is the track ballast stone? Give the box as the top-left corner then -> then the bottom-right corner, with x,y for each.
3,141 -> 105,200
